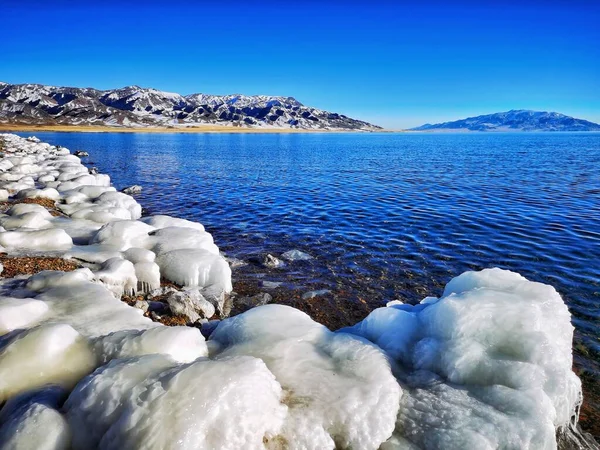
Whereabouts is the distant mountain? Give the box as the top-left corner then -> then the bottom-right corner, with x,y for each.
411,110 -> 600,132
0,82 -> 380,131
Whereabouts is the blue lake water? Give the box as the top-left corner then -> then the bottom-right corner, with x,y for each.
16,131 -> 600,378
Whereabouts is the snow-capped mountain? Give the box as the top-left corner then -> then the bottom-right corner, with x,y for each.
411,110 -> 600,132
0,82 -> 380,130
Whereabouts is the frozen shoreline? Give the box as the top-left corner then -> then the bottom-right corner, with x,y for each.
0,133 -> 595,449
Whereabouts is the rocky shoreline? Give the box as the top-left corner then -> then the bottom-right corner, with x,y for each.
0,133 -> 596,449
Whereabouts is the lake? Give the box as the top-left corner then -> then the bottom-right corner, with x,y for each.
15,131 -> 600,395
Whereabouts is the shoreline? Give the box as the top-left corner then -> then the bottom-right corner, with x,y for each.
0,124 -> 392,134
0,133 -> 596,447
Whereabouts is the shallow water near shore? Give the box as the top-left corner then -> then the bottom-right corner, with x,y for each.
16,131 -> 600,425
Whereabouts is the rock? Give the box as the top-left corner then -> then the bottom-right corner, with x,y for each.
235,293 -> 272,312
122,185 -> 142,195
166,289 -> 216,323
264,254 -> 284,268
166,292 -> 200,323
147,286 -> 178,298
74,151 -> 89,157
133,300 -> 149,313
88,167 -> 99,175
0,190 -> 8,202
0,263 -> 3,275
224,256 -> 247,269
201,284 -> 231,318
301,289 -> 331,300
26,136 -> 40,143
281,249 -> 313,261
147,301 -> 169,314
261,280 -> 282,289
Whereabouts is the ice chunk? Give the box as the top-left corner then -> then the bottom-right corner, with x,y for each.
149,226 -> 219,255
0,228 -> 73,251
90,220 -> 154,250
0,324 -> 96,402
133,261 -> 161,293
92,326 -> 208,364
211,305 -> 401,450
93,257 -> 138,297
141,214 -> 205,232
68,355 -> 286,450
342,268 -> 582,449
0,297 -> 49,333
65,355 -> 177,449
156,248 -> 232,291
0,387 -> 70,450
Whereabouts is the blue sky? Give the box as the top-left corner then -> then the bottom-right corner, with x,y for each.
2,0 -> 599,128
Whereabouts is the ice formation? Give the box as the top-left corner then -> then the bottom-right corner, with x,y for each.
0,134 -> 590,449
343,268 -> 584,449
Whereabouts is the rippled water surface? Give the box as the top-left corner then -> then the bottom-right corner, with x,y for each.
18,131 -> 600,375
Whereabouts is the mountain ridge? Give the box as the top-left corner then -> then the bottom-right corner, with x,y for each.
410,110 -> 600,132
0,82 -> 380,131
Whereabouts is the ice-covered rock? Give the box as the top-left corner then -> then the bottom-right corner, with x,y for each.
66,355 -> 287,450
342,268 -> 583,449
211,305 -> 401,450
0,228 -> 73,251
0,387 -> 71,450
156,248 -> 232,291
0,324 -> 96,402
0,297 -> 49,333
92,326 -> 208,364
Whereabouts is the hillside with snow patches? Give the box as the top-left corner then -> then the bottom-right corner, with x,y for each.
411,110 -> 600,132
0,82 -> 380,131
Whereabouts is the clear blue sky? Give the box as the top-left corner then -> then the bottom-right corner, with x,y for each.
2,0 -> 599,128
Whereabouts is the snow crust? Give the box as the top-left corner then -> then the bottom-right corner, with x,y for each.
0,135 -> 588,449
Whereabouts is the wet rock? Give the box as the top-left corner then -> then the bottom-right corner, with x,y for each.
148,286 -> 178,298
281,249 -> 313,261
201,284 -> 231,317
122,185 -> 142,195
225,256 -> 247,269
301,289 -> 331,300
147,301 -> 169,314
166,292 -> 200,323
88,167 -> 99,175
133,300 -> 149,313
236,293 -> 272,312
261,280 -> 283,289
166,289 -> 216,323
73,151 -> 89,157
264,254 -> 284,268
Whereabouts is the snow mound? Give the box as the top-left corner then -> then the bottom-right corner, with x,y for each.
343,268 -> 582,449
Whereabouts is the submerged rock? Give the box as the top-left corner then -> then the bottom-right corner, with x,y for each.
234,292 -> 272,313
281,249 -> 313,261
301,289 -> 331,299
121,185 -> 142,195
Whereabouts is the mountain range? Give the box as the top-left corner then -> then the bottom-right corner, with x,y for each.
0,82 -> 380,131
411,110 -> 600,132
